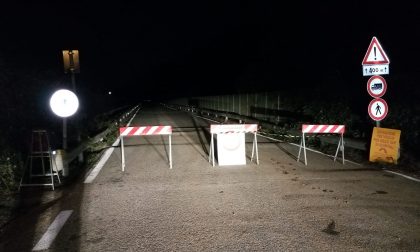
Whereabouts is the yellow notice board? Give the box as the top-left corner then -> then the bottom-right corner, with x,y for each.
369,127 -> 401,164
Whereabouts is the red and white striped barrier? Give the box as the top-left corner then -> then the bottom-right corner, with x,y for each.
302,124 -> 345,134
120,125 -> 173,171
208,124 -> 259,166
120,126 -> 172,136
297,124 -> 345,166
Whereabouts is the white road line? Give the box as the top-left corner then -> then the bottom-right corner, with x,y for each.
84,108 -> 139,184
384,170 -> 420,183
84,144 -> 117,183
127,107 -> 140,126
259,133 -> 361,166
260,132 -> 420,182
32,210 -> 73,251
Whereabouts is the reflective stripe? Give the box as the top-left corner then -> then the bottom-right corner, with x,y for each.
120,126 -> 172,136
302,124 -> 345,134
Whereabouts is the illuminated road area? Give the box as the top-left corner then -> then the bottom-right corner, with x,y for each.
2,104 -> 420,251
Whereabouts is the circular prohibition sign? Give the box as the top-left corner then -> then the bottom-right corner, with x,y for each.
367,75 -> 387,98
368,98 -> 388,121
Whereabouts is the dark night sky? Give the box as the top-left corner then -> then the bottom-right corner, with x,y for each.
1,1 -> 420,102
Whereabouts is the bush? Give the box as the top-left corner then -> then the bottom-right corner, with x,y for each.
0,146 -> 23,194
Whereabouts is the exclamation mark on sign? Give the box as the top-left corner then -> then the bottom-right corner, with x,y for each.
374,47 -> 377,60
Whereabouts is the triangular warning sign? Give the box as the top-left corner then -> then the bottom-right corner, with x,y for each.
362,37 -> 390,65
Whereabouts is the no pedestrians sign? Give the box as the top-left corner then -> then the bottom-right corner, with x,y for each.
368,98 -> 388,121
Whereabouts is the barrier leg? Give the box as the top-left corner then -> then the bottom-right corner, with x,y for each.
297,135 -> 303,162
49,157 -> 55,191
251,134 -> 255,162
254,133 -> 259,165
121,136 -> 125,172
208,134 -> 213,163
212,134 -> 215,167
334,136 -> 341,163
51,153 -> 61,184
341,134 -> 345,165
169,134 -> 172,169
333,134 -> 345,165
302,133 -> 307,165
39,133 -> 46,175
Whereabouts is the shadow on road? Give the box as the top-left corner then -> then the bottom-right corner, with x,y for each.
0,169 -> 85,252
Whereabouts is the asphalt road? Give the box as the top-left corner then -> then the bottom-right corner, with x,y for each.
1,104 -> 420,251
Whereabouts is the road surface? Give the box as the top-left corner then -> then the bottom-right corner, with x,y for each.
1,103 -> 420,251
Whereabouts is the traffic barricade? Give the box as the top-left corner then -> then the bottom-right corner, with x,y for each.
297,124 -> 345,165
209,124 -> 259,167
120,126 -> 172,171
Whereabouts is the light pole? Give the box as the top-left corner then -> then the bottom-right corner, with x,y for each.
62,50 -> 83,162
50,89 -> 79,147
50,89 -> 79,178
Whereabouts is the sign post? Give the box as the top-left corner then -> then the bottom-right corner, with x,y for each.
362,36 -> 390,127
362,37 -> 402,165
62,50 -> 83,162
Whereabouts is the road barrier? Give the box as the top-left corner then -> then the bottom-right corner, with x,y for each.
297,124 -> 345,165
209,124 -> 259,166
120,126 -> 173,171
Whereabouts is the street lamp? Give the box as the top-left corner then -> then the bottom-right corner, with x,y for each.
62,49 -> 84,162
50,89 -> 79,150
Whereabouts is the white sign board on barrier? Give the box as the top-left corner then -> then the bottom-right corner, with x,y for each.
208,124 -> 259,167
217,133 -> 246,166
